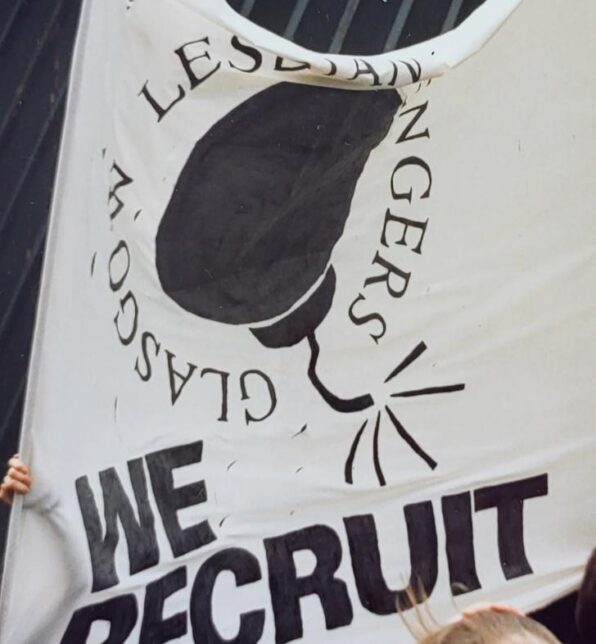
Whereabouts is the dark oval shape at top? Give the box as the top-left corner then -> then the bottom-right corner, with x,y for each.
156,82 -> 400,325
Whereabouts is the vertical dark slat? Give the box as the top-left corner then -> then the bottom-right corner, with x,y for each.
0,0 -> 65,138
246,0 -> 296,37
340,0 -> 404,56
226,0 -> 489,55
329,0 -> 361,53
0,108 -> 62,323
383,0 -> 415,51
0,222 -> 50,345
0,254 -> 45,454
0,0 -> 83,478
239,0 -> 256,17
394,0 -> 453,49
0,0 -> 80,228
292,0 -> 347,53
284,0 -> 311,39
0,380 -> 27,453
442,0 -> 465,33
455,0 -> 487,27
0,376 -> 25,576
0,0 -> 26,52
0,88 -> 67,239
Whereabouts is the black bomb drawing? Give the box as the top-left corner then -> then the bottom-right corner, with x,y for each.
156,82 -> 464,483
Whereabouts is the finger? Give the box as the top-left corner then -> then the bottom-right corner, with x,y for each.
0,485 -> 14,505
7,469 -> 31,486
7,466 -> 30,480
4,479 -> 29,495
8,458 -> 28,474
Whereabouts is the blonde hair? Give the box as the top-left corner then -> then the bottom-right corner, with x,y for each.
416,609 -> 561,644
398,583 -> 561,644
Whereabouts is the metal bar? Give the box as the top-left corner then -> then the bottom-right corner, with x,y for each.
0,86 -> 67,238
442,0 -> 465,33
239,0 -> 256,17
0,0 -> 65,144
329,0 -> 362,54
0,0 -> 26,53
383,0 -> 416,51
284,0 -> 311,39
0,225 -> 47,347
0,377 -> 26,449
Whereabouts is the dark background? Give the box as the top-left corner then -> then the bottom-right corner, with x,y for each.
0,0 -> 84,537
0,1 -> 580,640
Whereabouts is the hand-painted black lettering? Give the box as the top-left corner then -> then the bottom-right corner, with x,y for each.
344,504 -> 438,614
401,59 -> 422,84
165,350 -> 197,405
76,459 -> 159,592
381,210 -> 428,255
390,156 -> 432,202
139,82 -> 185,122
274,57 -> 310,72
364,252 -> 411,298
442,492 -> 481,595
325,58 -> 337,76
349,59 -> 382,86
200,368 -> 230,421
174,37 -> 221,90
396,101 -> 430,144
348,293 -> 387,343
145,441 -> 216,558
474,474 -> 548,580
386,61 -> 398,86
229,36 -> 263,73
139,567 -> 188,643
190,548 -> 265,644
108,163 -> 133,220
134,332 -> 161,382
265,525 -> 353,644
60,595 -> 138,644
108,241 -> 130,292
113,291 -> 139,346
239,370 -> 277,425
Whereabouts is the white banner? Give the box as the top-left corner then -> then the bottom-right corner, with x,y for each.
1,0 -> 595,642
